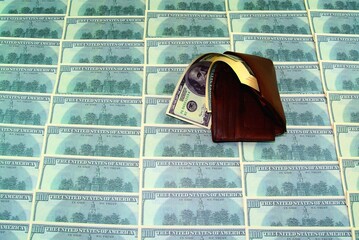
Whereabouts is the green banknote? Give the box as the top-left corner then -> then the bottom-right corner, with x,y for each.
33,191 -> 138,225
142,190 -> 244,226
64,17 -> 144,40
247,197 -> 350,227
0,125 -> 44,158
328,92 -> 359,123
275,63 -> 323,94
60,40 -> 144,64
145,65 -> 185,95
0,93 -> 51,126
142,158 -> 241,189
0,65 -> 57,94
68,0 -> 145,16
56,65 -> 143,96
39,156 -> 139,192
0,15 -> 64,39
306,0 -> 359,10
243,162 -> 343,197
249,229 -> 353,240
143,126 -> 239,158
316,34 -> 359,61
147,0 -> 225,11
50,95 -> 142,126
0,38 -> 60,65
228,0 -> 305,11
335,123 -> 359,157
309,11 -> 359,34
0,0 -> 67,14
166,54 -> 211,128
146,39 -> 230,64
229,11 -> 310,34
232,33 -> 317,62
341,158 -> 359,192
349,192 -> 359,227
0,222 -> 29,239
320,61 -> 359,92
45,125 -> 141,158
282,95 -> 330,126
242,127 -> 337,162
30,224 -> 138,240
142,228 -> 245,239
144,96 -> 187,125
0,158 -> 39,191
146,11 -> 228,38
0,191 -> 33,221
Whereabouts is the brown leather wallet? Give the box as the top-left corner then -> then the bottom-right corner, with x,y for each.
211,52 -> 286,142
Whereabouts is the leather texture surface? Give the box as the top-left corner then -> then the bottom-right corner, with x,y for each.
211,52 -> 286,142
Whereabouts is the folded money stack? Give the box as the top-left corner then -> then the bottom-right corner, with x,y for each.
167,51 -> 287,142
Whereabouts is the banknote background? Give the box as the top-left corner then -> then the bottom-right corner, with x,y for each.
0,0 -> 358,239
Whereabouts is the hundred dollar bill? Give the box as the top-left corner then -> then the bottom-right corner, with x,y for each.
0,158 -> 39,191
33,191 -> 138,225
39,156 -> 139,192
145,65 -> 186,95
316,34 -> 359,61
50,95 -> 142,126
334,123 -> 359,157
340,158 -> 359,192
145,96 -> 188,125
328,92 -> 359,123
165,54 -> 211,127
0,191 -> 33,221
228,0 -> 305,11
30,224 -> 138,240
249,228 -> 353,240
146,39 -> 230,64
60,40 -> 144,64
146,11 -> 228,38
0,38 -> 60,65
309,11 -> 359,35
0,65 -> 57,93
56,65 -> 143,96
243,162 -> 343,197
281,95 -> 330,126
247,197 -> 350,227
68,0 -> 145,16
306,0 -> 359,10
142,227 -> 246,239
0,0 -> 67,14
64,17 -> 144,40
274,63 -> 322,94
0,93 -> 50,126
45,125 -> 141,158
229,12 -> 310,35
242,127 -> 337,162
320,61 -> 359,92
142,158 -> 241,189
142,190 -> 244,226
0,125 -> 44,158
148,0 -> 225,11
232,33 -> 317,62
0,222 -> 29,240
143,126 -> 239,158
0,15 -> 64,39
349,192 -> 359,227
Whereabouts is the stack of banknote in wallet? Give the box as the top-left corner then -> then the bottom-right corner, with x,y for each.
167,52 -> 259,128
